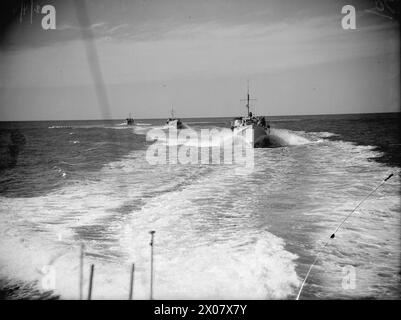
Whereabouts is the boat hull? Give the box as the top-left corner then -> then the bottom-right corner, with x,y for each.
167,120 -> 184,129
233,124 -> 265,147
166,119 -> 184,130
233,124 -> 280,148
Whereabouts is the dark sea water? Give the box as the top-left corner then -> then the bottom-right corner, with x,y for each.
0,113 -> 400,299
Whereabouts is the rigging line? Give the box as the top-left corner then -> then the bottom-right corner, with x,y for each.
295,172 -> 394,300
295,242 -> 328,300
330,174 -> 392,237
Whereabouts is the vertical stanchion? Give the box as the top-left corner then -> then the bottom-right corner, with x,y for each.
79,243 -> 85,300
88,264 -> 94,300
149,231 -> 155,300
20,1 -> 23,23
129,263 -> 135,300
30,0 -> 33,24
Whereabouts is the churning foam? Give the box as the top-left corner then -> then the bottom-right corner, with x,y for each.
144,126 -> 312,149
268,128 -> 311,146
0,148 -> 300,299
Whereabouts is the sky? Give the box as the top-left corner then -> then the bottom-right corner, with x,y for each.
0,0 -> 399,120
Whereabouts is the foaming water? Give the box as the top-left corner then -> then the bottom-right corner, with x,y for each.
269,128 -> 311,146
141,124 -> 312,149
150,127 -> 238,148
0,150 -> 300,299
0,114 -> 400,299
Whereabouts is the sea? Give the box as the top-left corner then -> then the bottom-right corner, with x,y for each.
0,112 -> 400,300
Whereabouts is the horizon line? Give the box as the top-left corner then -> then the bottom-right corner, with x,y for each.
0,111 -> 399,122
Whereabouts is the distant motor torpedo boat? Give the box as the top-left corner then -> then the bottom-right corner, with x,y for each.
126,113 -> 134,125
166,106 -> 184,129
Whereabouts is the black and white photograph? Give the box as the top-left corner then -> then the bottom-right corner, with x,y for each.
0,0 -> 400,305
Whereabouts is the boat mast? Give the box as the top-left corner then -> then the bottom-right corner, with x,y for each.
246,81 -> 250,116
171,105 -> 174,118
241,80 -> 256,117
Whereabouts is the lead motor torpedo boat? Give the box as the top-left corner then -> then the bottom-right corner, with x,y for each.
230,85 -> 271,148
